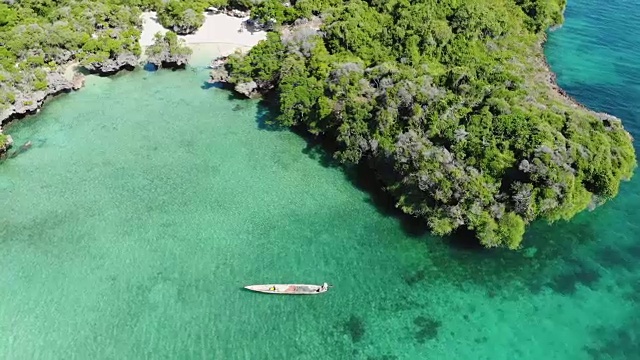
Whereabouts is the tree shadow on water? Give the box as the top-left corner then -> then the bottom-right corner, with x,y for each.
290,133 -> 433,237
201,81 -> 224,90
227,91 -> 285,131
345,161 -> 430,238
373,208 -> 606,302
205,89 -> 607,301
423,216 -> 605,299
298,133 -> 340,169
199,85 -> 284,132
253,100 -> 285,131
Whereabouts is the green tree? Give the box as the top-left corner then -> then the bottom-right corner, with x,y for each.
226,0 -> 637,248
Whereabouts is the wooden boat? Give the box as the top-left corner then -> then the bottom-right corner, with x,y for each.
244,282 -> 329,295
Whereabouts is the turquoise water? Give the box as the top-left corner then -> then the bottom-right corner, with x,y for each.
1,1 -> 639,359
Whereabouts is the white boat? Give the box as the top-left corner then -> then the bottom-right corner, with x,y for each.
244,282 -> 329,295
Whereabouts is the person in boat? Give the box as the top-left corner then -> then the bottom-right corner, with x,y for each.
316,283 -> 329,292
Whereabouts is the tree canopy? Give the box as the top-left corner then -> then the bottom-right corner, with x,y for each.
156,0 -> 205,35
145,30 -> 193,67
0,0 -> 636,249
0,0 -> 257,149
224,0 -> 637,249
0,0 -> 143,123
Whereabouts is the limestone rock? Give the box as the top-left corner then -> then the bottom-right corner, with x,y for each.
83,53 -> 139,75
0,70 -> 76,123
145,32 -> 192,70
234,81 -> 259,98
208,67 -> 230,83
171,23 -> 199,35
46,72 -> 74,94
147,50 -> 190,69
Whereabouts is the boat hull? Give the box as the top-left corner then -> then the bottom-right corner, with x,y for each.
244,284 -> 328,295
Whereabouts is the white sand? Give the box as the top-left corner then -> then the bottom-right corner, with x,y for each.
140,12 -> 267,57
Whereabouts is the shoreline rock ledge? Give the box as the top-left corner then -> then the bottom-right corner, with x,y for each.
207,57 -> 264,98
82,53 -> 139,75
0,69 -> 86,156
147,52 -> 191,69
0,71 -> 86,125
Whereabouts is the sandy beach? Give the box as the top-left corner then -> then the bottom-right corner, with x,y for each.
140,12 -> 267,59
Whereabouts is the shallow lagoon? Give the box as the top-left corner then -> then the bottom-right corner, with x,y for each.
1,0 -> 639,358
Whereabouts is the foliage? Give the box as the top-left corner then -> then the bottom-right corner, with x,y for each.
156,0 -> 205,35
250,0 -> 297,24
226,32 -> 284,84
146,31 -> 193,57
145,31 -> 193,67
0,0 -> 142,111
226,0 -> 637,249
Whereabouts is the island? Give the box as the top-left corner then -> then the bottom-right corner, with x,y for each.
0,0 -> 636,249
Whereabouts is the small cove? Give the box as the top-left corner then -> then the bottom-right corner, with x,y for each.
1,0 -> 640,358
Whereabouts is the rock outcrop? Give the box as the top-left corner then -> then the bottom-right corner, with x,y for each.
145,31 -> 192,70
82,53 -> 139,75
171,24 -> 199,35
208,66 -> 230,83
147,50 -> 190,69
0,130 -> 13,156
234,81 -> 260,98
72,73 -> 86,90
0,71 -> 84,124
207,55 -> 270,98
206,7 -> 250,18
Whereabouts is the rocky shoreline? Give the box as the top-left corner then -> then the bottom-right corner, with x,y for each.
208,20 -> 633,144
0,52 -> 179,157
0,70 -> 86,156
206,17 -> 320,98
1,6 -> 268,158
2,8 -> 631,159
0,71 -> 85,123
82,53 -> 140,76
0,56 -> 134,158
207,56 -> 263,98
0,31 -> 195,158
535,34 -> 633,141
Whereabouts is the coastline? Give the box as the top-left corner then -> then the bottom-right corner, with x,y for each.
139,12 -> 265,63
537,33 -> 590,112
140,12 -> 266,48
0,11 -> 266,156
535,33 -> 633,140
1,8 -> 632,157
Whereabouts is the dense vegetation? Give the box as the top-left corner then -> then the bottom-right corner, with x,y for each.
0,133 -> 8,150
157,0 -> 205,34
0,0 -> 256,149
145,30 -> 193,67
0,0 -> 143,125
224,0 -> 637,249
0,0 -> 635,249
0,0 -> 143,75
